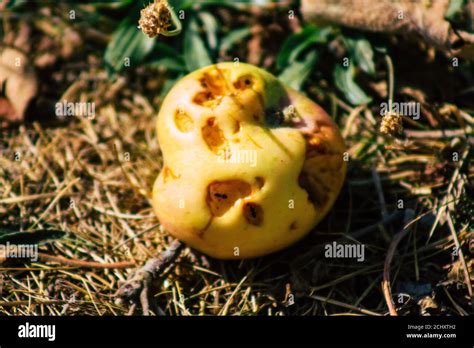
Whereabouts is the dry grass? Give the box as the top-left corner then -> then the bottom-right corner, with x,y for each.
0,2 -> 472,316
1,83 -> 471,316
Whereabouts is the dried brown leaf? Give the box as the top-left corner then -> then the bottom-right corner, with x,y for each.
0,48 -> 38,122
301,0 -> 474,60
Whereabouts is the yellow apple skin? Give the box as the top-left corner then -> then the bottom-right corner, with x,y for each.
152,62 -> 346,259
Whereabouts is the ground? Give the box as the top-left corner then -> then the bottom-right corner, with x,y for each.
0,0 -> 472,316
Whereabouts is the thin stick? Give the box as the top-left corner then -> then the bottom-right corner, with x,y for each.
115,239 -> 184,312
385,54 -> 394,113
404,128 -> 472,139
309,294 -> 382,316
427,148 -> 468,243
446,214 -> 472,298
1,246 -> 136,269
382,228 -> 410,316
37,253 -> 136,269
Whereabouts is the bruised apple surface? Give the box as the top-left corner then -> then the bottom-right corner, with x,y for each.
152,62 -> 346,259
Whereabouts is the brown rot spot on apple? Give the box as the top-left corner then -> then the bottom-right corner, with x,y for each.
290,221 -> 298,230
298,170 -> 329,207
233,120 -> 241,133
255,176 -> 265,190
162,166 -> 180,183
304,133 -> 332,158
233,75 -> 254,90
193,91 -> 215,106
200,69 -> 229,95
243,202 -> 263,226
207,180 -> 252,217
197,216 -> 214,237
174,109 -> 194,132
202,117 -> 227,154
193,68 -> 231,108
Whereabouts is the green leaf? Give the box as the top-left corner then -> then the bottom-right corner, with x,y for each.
148,42 -> 182,58
170,0 -> 253,9
0,227 -> 16,235
445,0 -> 465,20
144,42 -> 185,71
184,19 -> 213,71
168,0 -> 195,10
277,25 -> 330,70
146,57 -> 187,72
344,36 -> 376,76
104,18 -> 155,73
6,0 -> 28,9
278,50 -> 318,91
0,230 -> 66,245
334,64 -> 372,105
220,27 -> 252,53
198,12 -> 219,51
87,0 -> 135,11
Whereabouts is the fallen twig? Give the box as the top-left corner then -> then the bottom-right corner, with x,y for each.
382,211 -> 414,316
1,246 -> 136,269
404,128 -> 473,139
37,252 -> 136,269
115,239 -> 185,315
